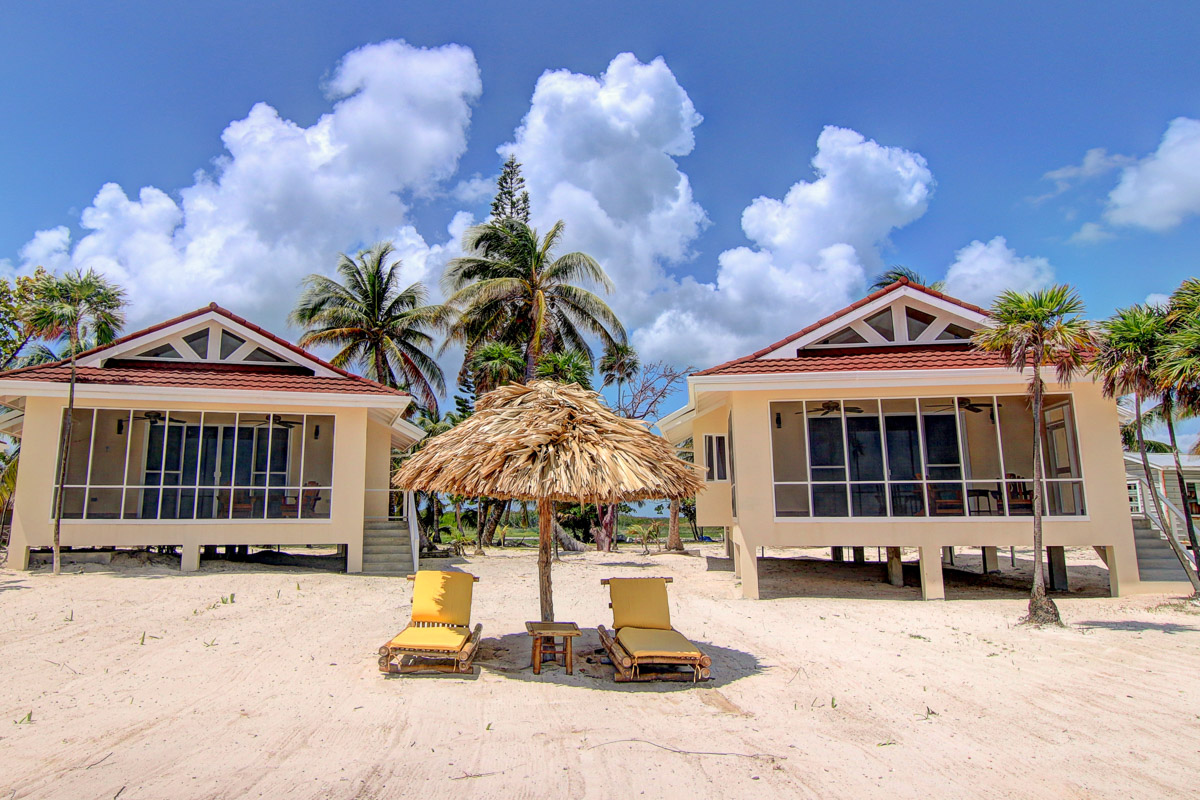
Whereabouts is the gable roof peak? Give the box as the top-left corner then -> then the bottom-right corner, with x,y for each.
692,280 -> 989,376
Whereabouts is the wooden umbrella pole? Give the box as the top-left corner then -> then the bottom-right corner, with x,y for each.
538,497 -> 554,622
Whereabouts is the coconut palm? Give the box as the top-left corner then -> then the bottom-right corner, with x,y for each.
1154,311 -> 1200,583
291,242 -> 446,413
470,341 -> 524,394
26,268 -> 126,576
1091,305 -> 1200,590
869,265 -> 945,292
973,285 -> 1096,623
442,220 -> 625,379
599,341 -> 640,412
535,349 -> 594,389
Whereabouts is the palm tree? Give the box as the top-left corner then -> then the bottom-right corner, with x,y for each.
599,342 -> 640,412
534,350 -> 594,389
1091,305 -> 1200,591
291,242 -> 446,413
973,285 -> 1096,623
27,268 -> 126,576
1154,313 -> 1200,585
869,265 -> 945,292
442,220 -> 625,379
470,341 -> 524,394
0,436 -> 19,549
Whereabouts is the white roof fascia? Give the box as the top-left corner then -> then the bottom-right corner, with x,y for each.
763,287 -> 989,357
657,401 -> 695,444
77,311 -> 341,378
0,379 -> 413,411
687,367 -> 1095,393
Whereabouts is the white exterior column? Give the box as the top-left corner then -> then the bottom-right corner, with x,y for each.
919,546 -> 945,600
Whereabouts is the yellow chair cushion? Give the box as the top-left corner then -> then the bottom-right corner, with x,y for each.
388,625 -> 469,652
410,571 -> 474,626
616,627 -> 701,659
608,578 -> 672,631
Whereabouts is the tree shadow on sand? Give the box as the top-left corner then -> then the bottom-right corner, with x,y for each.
1074,619 -> 1200,635
471,629 -> 761,690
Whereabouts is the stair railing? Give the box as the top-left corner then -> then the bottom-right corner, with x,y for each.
1131,475 -> 1198,573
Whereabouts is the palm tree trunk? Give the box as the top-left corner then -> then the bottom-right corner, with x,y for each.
474,499 -> 488,555
1162,399 -> 1200,584
52,331 -> 79,576
538,497 -> 554,622
666,498 -> 684,551
1027,356 -> 1061,624
482,500 -> 504,545
454,500 -> 463,538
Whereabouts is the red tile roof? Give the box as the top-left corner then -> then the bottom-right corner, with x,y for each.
694,279 -> 990,377
0,362 -> 405,395
0,302 -> 407,397
697,344 -> 1010,376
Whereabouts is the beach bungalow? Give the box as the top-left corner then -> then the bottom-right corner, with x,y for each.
0,303 -> 423,574
659,279 -> 1192,599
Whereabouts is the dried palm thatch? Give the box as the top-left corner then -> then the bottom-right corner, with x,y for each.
393,380 -> 703,621
393,380 -> 702,502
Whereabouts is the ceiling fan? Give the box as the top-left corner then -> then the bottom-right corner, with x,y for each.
252,414 -> 298,429
132,411 -> 188,425
815,400 -> 864,416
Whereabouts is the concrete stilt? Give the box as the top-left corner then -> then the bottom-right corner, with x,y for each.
886,547 -> 904,587
853,546 -> 866,564
831,546 -> 845,562
181,544 -> 201,572
981,546 -> 1001,573
739,539 -> 760,599
942,546 -> 955,565
919,546 -> 945,600
1046,545 -> 1069,592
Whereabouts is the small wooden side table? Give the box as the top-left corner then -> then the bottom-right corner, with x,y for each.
525,621 -> 581,675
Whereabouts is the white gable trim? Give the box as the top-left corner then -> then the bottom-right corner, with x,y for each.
77,311 -> 340,378
761,286 -> 989,357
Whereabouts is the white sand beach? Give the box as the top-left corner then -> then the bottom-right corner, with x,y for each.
2,545 -> 1198,799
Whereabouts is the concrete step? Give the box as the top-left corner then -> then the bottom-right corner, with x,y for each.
363,545 -> 412,556
364,531 -> 410,542
1140,567 -> 1190,582
364,521 -> 407,530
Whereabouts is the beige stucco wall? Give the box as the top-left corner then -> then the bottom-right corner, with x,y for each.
691,378 -> 1153,598
7,395 -> 393,573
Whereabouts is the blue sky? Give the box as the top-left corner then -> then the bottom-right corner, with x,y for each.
3,2 -> 1199,412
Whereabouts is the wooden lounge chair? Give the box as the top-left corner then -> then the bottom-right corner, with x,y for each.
378,571 -> 483,675
596,577 -> 712,683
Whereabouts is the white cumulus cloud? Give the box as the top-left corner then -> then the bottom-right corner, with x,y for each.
941,236 -> 1054,305
10,39 -> 482,335
1104,117 -> 1200,231
505,53 -> 708,326
634,125 -> 934,366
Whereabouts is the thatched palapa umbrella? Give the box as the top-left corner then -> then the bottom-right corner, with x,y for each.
393,380 -> 704,622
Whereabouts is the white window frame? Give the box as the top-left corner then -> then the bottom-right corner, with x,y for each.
703,434 -> 728,482
768,394 -> 1089,522
52,408 -> 336,524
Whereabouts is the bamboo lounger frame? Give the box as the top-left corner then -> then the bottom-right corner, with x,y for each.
597,577 -> 713,683
377,574 -> 483,675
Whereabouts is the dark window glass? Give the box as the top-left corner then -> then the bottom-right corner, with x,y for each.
847,415 -> 884,481
851,484 -> 887,516
885,415 -> 922,480
812,484 -> 848,516
183,329 -> 209,357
